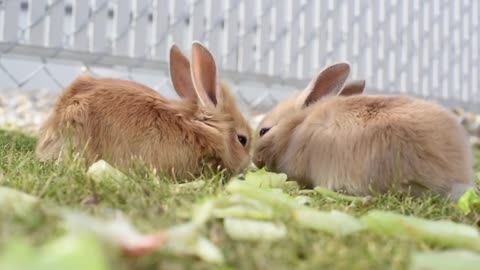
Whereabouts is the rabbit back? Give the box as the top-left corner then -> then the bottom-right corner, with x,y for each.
288,95 -> 474,198
36,75 -> 217,177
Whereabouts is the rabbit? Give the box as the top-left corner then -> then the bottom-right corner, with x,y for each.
36,42 -> 252,179
253,62 -> 475,199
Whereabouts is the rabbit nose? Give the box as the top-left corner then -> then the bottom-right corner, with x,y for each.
253,156 -> 265,169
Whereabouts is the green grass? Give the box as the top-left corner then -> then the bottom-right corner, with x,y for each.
0,128 -> 479,270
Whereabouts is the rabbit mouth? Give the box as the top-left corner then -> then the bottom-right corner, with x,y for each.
252,156 -> 266,169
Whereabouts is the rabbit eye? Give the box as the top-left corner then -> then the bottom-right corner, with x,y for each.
259,128 -> 270,137
237,135 -> 247,147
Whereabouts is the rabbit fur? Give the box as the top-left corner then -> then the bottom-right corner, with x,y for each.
36,42 -> 252,179
253,63 -> 474,199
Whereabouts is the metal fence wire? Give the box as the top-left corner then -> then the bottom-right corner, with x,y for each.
0,0 -> 479,129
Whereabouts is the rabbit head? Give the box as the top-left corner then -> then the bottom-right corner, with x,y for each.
253,63 -> 356,171
170,42 -> 252,174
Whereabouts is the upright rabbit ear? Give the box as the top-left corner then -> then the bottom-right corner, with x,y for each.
169,45 -> 197,101
303,63 -> 351,107
190,41 -> 220,107
339,80 -> 366,96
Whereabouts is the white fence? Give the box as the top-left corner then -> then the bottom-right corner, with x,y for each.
0,0 -> 479,113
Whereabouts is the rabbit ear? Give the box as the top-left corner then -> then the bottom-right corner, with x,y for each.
191,41 -> 221,107
169,45 -> 197,101
303,63 -> 351,107
339,80 -> 366,96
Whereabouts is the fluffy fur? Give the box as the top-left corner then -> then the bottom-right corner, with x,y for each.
253,63 -> 474,199
36,43 -> 252,179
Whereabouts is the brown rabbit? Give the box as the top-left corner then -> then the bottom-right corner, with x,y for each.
36,42 -> 252,179
253,63 -> 474,199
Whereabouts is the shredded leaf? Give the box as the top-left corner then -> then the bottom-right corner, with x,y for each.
457,188 -> 480,215
163,223 -> 224,264
224,218 -> 287,241
86,160 -> 128,185
294,195 -> 312,206
226,180 -> 301,211
314,186 -> 370,203
62,211 -> 167,256
294,208 -> 365,236
0,234 -> 110,270
0,186 -> 39,215
362,210 -> 480,251
173,180 -> 206,192
410,250 -> 480,270
244,169 -> 288,189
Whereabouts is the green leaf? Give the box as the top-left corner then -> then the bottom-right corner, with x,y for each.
0,186 -> 39,216
0,239 -> 37,270
163,223 -> 224,264
457,188 -> 480,215
294,195 -> 312,206
0,234 -> 110,270
86,160 -> 128,185
410,250 -> 480,270
225,180 -> 301,211
223,218 -> 287,241
362,210 -> 480,251
244,169 -> 288,189
294,208 -> 365,236
38,234 -> 109,270
314,186 -> 370,203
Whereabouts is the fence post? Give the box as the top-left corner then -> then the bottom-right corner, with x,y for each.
154,0 -> 169,60
225,0 -> 239,70
289,0 -> 301,78
302,0 -> 315,78
209,0 -> 224,62
240,0 -> 255,72
3,0 -> 20,42
91,0 -> 109,53
172,0 -> 189,50
191,0 -> 206,42
28,0 -> 46,46
72,0 -> 89,51
257,0 -> 272,74
133,0 -> 149,57
48,0 -> 65,47
272,0 -> 286,77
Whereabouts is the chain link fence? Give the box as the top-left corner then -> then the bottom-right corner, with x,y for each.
0,0 -> 479,130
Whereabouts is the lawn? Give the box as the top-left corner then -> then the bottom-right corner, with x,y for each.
0,128 -> 479,270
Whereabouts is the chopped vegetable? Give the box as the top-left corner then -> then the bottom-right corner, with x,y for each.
0,235 -> 110,270
173,180 -> 206,192
163,222 -> 224,264
314,186 -> 370,203
410,250 -> 480,270
294,208 -> 365,236
457,188 -> 480,215
224,218 -> 287,241
212,195 -> 275,220
0,186 -> 39,215
213,205 -> 274,220
62,211 -> 167,256
294,195 -> 312,206
86,160 -> 127,185
362,210 -> 480,251
38,233 -> 110,270
194,237 -> 225,264
226,180 -> 300,211
192,198 -> 217,225
244,169 -> 288,189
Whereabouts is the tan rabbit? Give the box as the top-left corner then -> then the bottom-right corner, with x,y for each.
36,42 -> 252,179
253,63 -> 474,199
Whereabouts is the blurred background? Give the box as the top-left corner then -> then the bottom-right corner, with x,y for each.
0,0 -> 478,135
